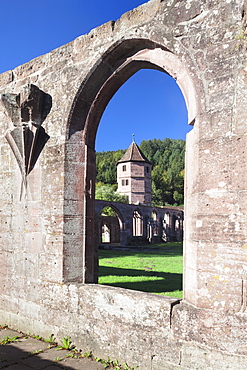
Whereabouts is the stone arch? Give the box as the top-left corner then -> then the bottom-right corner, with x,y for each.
133,208 -> 144,237
175,212 -> 183,241
151,210 -> 158,237
67,38 -> 198,145
151,210 -> 158,221
163,212 -> 171,242
99,207 -> 121,245
95,202 -> 125,232
64,37 -> 200,283
164,211 -> 171,228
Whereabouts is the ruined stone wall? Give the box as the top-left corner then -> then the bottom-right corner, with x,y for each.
0,0 -> 247,368
95,199 -> 183,246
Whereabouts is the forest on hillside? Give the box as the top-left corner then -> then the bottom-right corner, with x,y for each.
96,138 -> 185,206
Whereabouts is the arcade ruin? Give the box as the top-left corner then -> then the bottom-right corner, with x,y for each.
0,0 -> 247,368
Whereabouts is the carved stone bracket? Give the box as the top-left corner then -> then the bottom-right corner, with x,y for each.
0,84 -> 52,194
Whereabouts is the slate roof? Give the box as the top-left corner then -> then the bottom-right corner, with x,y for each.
117,142 -> 152,164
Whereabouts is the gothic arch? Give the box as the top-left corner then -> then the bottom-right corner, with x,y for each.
96,202 -> 125,231
64,38 -> 199,283
67,38 -> 198,146
133,209 -> 144,237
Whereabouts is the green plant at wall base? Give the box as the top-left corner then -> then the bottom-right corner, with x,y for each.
55,357 -> 63,361
32,334 -> 43,340
123,364 -> 137,370
44,334 -> 56,345
0,336 -> 19,345
66,352 -> 80,359
29,333 -> 56,346
57,336 -> 74,350
95,356 -> 117,368
32,349 -> 43,355
95,356 -> 136,369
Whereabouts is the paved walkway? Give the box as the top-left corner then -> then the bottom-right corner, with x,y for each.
0,328 -> 106,369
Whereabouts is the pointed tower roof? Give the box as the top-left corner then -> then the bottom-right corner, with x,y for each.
117,141 -> 152,164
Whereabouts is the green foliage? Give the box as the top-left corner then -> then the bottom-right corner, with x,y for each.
95,184 -> 128,204
140,138 -> 185,206
32,349 -> 43,354
57,336 -> 74,350
96,138 -> 185,206
32,334 -> 43,340
55,357 -> 63,361
0,336 -> 19,345
96,149 -> 125,184
66,353 -> 80,359
95,356 -> 136,369
43,334 -> 56,345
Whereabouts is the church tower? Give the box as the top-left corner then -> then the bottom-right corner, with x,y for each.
117,139 -> 152,205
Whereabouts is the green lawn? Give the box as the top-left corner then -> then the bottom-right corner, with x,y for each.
98,242 -> 183,298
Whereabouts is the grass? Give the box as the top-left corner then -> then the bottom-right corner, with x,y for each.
99,241 -> 183,298
0,336 -> 19,345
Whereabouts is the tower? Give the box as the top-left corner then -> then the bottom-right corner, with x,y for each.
117,139 -> 152,205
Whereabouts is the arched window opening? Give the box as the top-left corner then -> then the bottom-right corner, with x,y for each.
164,212 -> 170,227
94,67 -> 185,298
171,214 -> 177,240
133,209 -> 143,237
66,41 -> 194,295
163,212 -> 171,242
151,210 -> 159,236
99,206 -> 121,246
96,69 -> 190,152
175,213 -> 183,241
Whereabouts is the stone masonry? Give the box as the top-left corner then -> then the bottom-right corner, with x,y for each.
0,0 -> 247,368
95,199 -> 183,246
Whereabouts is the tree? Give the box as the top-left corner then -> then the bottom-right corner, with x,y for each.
95,184 -> 128,203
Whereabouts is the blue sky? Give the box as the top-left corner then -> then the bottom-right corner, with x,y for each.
0,0 -> 191,152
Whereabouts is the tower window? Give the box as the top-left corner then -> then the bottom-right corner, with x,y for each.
121,179 -> 129,186
123,165 -> 126,171
146,167 -> 149,173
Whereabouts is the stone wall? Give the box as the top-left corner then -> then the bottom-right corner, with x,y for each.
0,0 -> 247,368
95,199 -> 183,246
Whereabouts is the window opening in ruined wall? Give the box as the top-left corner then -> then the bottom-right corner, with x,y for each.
99,206 -> 121,245
151,210 -> 158,236
95,68 -> 188,298
133,209 -> 143,237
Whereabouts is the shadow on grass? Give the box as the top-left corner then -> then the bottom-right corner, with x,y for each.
99,265 -> 182,295
98,242 -> 183,260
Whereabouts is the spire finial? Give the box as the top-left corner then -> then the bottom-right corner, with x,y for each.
132,133 -> 135,143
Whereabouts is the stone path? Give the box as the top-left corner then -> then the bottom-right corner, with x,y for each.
0,328 -> 106,369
